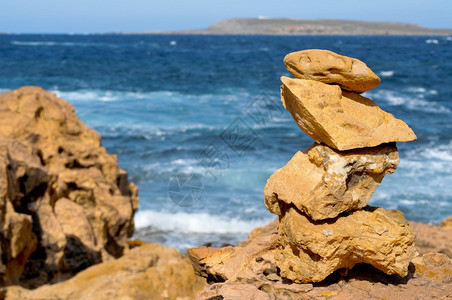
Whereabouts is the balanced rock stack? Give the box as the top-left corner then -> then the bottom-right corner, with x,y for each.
265,49 -> 417,283
188,50 -> 419,290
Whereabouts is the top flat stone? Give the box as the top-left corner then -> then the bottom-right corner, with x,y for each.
281,77 -> 417,150
284,49 -> 381,93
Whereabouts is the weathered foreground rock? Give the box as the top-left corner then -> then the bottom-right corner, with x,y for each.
284,49 -> 381,93
0,87 -> 138,284
188,219 -> 279,283
277,206 -> 416,283
193,218 -> 452,300
280,77 -> 417,150
264,143 -> 399,220
0,141 -> 38,285
6,243 -> 206,300
441,216 -> 452,230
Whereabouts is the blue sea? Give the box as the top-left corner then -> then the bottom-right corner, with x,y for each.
1,34 -> 451,249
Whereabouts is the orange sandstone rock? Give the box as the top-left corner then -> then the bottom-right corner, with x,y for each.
6,243 -> 206,300
284,49 -> 380,93
441,216 -> 452,230
276,206 -> 416,283
0,140 -> 40,285
280,77 -> 417,150
192,219 -> 451,299
0,87 -> 138,284
264,143 -> 399,220
188,223 -> 278,282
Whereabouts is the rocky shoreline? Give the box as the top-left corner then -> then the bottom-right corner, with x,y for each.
2,217 -> 451,300
192,218 -> 452,299
0,86 -> 451,299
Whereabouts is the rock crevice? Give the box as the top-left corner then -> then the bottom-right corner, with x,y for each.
0,87 -> 138,286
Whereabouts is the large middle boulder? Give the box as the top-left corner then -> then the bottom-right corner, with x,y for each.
264,143 -> 399,220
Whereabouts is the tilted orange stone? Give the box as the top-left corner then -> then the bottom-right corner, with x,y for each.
280,77 -> 417,150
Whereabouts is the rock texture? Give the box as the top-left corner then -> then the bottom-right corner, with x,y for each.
0,141 -> 38,286
277,206 -> 416,283
192,218 -> 452,300
264,143 -> 399,220
284,49 -> 381,93
6,242 -> 206,300
188,219 -> 278,283
0,87 -> 138,285
441,216 -> 452,230
280,76 -> 417,150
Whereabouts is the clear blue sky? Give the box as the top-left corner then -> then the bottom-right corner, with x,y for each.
1,0 -> 451,33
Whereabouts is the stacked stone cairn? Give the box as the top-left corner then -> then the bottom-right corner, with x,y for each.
264,49 -> 417,283
187,50 -> 418,288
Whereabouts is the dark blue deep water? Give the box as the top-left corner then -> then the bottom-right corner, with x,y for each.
1,34 -> 451,249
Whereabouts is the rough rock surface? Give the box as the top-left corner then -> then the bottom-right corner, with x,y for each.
0,141 -> 38,286
192,218 -> 452,300
441,216 -> 452,230
0,87 -> 138,284
410,221 -> 452,258
284,49 -> 381,93
264,143 -> 399,220
277,206 -> 416,283
188,219 -> 278,283
280,77 -> 417,150
5,243 -> 206,300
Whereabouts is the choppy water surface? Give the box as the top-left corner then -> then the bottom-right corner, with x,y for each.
1,34 -> 451,249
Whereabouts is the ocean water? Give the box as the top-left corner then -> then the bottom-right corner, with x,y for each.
1,34 -> 451,249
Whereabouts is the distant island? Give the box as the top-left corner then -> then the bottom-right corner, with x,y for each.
143,18 -> 452,36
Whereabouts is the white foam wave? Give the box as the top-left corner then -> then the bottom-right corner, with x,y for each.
10,41 -> 109,47
53,89 -> 163,102
379,71 -> 394,77
134,210 -> 271,234
52,88 -> 255,104
423,147 -> 452,162
399,199 -> 417,206
98,123 -> 219,141
425,39 -> 439,44
405,87 -> 438,95
171,158 -> 199,166
409,141 -> 452,162
165,159 -> 206,175
400,142 -> 452,182
137,157 -> 214,177
366,89 -> 450,113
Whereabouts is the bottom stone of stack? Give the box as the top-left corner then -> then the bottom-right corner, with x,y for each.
277,206 -> 417,283
187,220 -> 279,283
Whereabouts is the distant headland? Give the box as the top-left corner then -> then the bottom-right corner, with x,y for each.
140,18 -> 452,36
